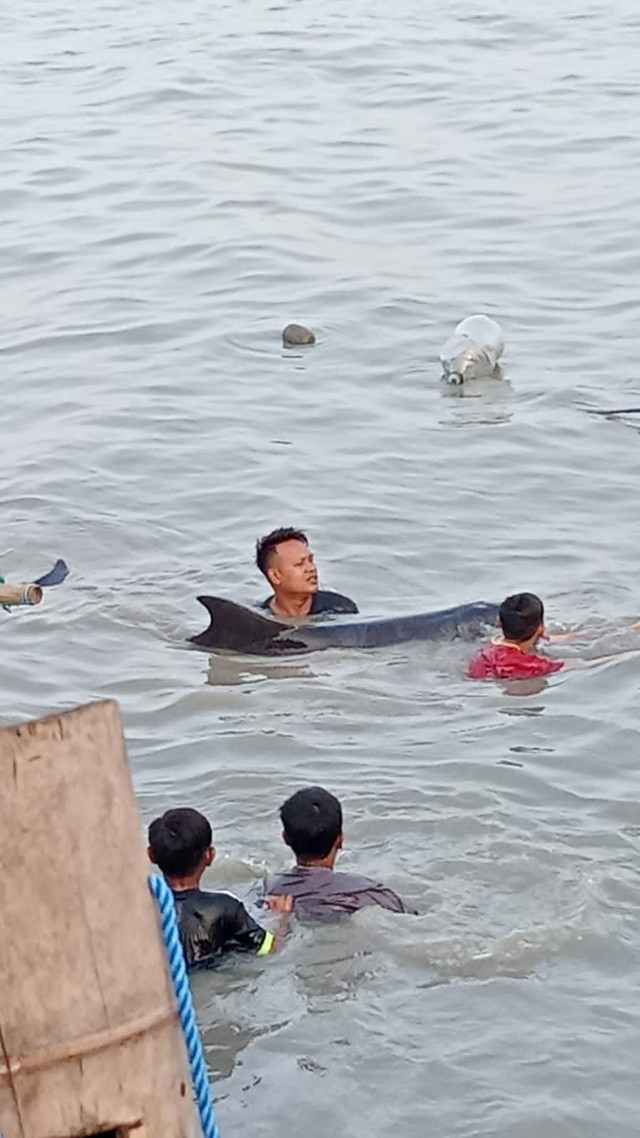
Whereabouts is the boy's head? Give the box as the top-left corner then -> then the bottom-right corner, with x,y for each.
148,808 -> 215,882
280,786 -> 343,866
499,592 -> 545,644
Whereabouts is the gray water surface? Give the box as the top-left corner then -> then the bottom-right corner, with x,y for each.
2,1 -> 640,1134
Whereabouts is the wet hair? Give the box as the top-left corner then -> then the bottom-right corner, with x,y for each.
148,808 -> 212,877
256,527 -> 308,579
280,786 -> 343,861
499,592 -> 544,643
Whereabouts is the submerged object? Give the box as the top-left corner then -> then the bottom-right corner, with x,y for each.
589,406 -> 640,415
282,323 -> 315,346
189,596 -> 499,655
0,700 -> 196,1137
440,314 -> 505,384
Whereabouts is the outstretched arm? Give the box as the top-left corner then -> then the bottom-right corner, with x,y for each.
563,645 -> 640,671
546,630 -> 582,644
547,620 -> 640,645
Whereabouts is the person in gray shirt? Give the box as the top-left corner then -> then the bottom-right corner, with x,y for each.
264,786 -> 409,921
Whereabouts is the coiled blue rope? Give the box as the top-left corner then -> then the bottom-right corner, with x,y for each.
149,873 -> 220,1138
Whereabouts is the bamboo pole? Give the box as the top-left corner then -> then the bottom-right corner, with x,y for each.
0,584 -> 43,606
0,700 -> 198,1138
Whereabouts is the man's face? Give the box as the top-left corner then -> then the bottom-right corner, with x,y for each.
268,539 -> 319,596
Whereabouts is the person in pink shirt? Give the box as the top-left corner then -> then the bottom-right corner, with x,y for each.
468,593 -> 562,680
468,592 -> 640,681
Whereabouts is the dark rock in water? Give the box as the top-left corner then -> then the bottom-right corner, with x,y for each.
282,323 -> 315,346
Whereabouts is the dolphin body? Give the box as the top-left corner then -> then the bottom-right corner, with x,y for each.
189,596 -> 499,655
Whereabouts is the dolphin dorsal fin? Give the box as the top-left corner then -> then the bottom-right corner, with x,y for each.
189,596 -> 290,651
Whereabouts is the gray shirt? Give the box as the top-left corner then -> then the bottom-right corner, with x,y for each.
264,865 -> 408,921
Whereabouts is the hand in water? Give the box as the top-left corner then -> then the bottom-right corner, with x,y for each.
266,894 -> 293,914
548,621 -> 640,643
265,893 -> 293,953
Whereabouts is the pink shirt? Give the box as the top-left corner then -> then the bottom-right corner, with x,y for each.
468,641 -> 564,681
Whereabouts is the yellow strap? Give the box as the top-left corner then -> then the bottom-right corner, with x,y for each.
257,930 -> 275,956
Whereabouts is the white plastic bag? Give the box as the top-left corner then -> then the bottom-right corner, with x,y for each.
439,314 -> 505,383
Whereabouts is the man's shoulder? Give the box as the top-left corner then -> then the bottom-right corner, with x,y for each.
178,887 -> 244,914
312,590 -> 358,615
333,870 -> 408,910
330,869 -> 387,893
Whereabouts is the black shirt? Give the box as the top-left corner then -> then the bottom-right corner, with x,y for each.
260,589 -> 358,616
172,886 -> 273,967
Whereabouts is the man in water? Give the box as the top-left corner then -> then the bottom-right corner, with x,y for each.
148,807 -> 289,966
256,527 -> 358,617
264,786 -> 410,920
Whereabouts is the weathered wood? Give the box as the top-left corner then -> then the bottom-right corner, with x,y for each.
0,700 -> 197,1138
0,584 -> 43,605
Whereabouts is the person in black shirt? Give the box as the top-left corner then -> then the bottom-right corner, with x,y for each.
148,808 -> 288,967
256,527 -> 358,618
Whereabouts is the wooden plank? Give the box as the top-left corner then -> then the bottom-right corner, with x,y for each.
0,701 -> 197,1138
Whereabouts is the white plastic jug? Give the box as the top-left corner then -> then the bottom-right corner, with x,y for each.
439,314 -> 505,383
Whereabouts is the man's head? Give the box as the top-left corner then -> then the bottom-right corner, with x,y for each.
499,592 -> 545,645
256,527 -> 318,598
280,786 -> 343,867
148,808 -> 215,883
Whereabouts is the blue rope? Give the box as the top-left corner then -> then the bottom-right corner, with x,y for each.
149,873 -> 220,1138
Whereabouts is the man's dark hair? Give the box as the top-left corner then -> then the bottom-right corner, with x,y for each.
148,808 -> 212,877
256,527 -> 308,578
280,786 -> 343,862
499,592 -> 544,643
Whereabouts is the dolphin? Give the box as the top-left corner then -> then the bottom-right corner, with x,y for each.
189,596 -> 499,655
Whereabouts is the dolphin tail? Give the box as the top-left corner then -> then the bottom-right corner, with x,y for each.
35,559 -> 69,588
189,596 -> 309,654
